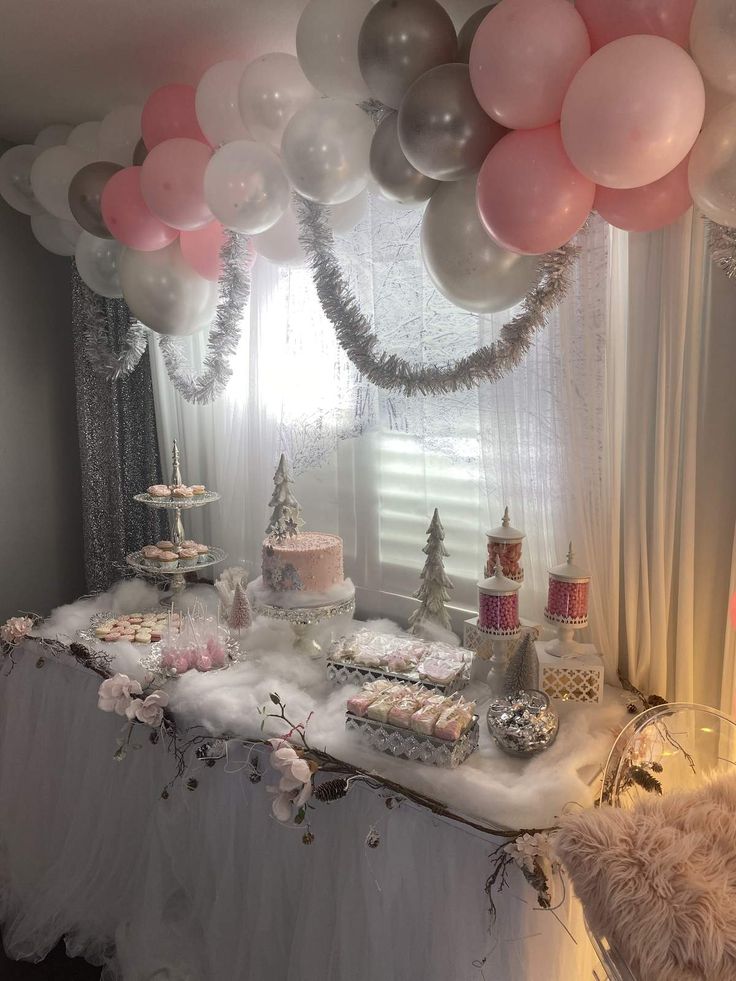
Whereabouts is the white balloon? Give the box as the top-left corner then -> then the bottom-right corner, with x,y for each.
204,140 -> 289,234
296,0 -> 372,101
34,124 -> 72,149
691,0 -> 736,96
327,189 -> 368,234
75,232 -> 124,297
0,144 -> 45,215
30,214 -> 82,255
281,99 -> 373,204
238,53 -> 316,149
689,102 -> 736,227
120,241 -> 217,336
67,121 -> 101,157
196,60 -> 250,147
98,105 -> 142,166
30,145 -> 90,220
252,206 -> 306,267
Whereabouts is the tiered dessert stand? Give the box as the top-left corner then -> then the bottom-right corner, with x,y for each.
127,440 -> 226,605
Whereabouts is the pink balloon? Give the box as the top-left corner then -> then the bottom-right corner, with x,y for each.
141,84 -> 209,150
575,0 -> 695,51
140,138 -> 213,231
476,124 -> 594,255
561,35 -> 705,189
180,221 -> 226,281
595,156 -> 693,232
100,167 -> 178,252
469,0 -> 590,129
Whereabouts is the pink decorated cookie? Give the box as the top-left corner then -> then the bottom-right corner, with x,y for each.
147,484 -> 171,497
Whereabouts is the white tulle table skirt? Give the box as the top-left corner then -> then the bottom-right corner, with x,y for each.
0,625 -> 604,979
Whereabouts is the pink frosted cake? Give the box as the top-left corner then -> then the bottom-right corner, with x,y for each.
261,532 -> 344,594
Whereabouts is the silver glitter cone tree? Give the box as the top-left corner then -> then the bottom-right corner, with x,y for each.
266,454 -> 304,540
504,631 -> 540,696
229,581 -> 253,631
408,509 -> 454,634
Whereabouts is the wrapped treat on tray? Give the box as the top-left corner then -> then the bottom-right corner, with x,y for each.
346,681 -> 479,768
328,628 -> 470,695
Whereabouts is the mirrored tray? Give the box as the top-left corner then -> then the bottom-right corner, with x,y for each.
134,491 -> 220,509
346,712 -> 479,768
327,655 -> 470,696
126,546 -> 227,576
140,634 -> 242,682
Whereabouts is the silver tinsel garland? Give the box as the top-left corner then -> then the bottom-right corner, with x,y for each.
297,196 -> 580,396
82,232 -> 251,405
78,269 -> 149,381
706,219 -> 736,280
157,231 -> 252,404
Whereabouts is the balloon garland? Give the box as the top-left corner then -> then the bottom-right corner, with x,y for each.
5,0 -> 736,403
297,196 -> 579,397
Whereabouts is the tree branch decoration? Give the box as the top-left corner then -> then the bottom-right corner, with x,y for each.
81,231 -> 251,405
297,195 -> 580,397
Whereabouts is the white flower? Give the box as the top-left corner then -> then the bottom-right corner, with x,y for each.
267,737 -> 313,822
98,674 -> 143,716
506,831 -> 560,876
125,691 -> 169,727
1,616 -> 34,646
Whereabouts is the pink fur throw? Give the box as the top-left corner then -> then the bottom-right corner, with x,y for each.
554,771 -> 736,981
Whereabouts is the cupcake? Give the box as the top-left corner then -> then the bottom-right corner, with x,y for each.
147,484 -> 171,498
178,547 -> 198,569
141,546 -> 162,566
156,540 -> 175,551
155,551 -> 179,571
195,543 -> 210,564
180,540 -> 198,549
191,485 -> 206,495
172,485 -> 194,499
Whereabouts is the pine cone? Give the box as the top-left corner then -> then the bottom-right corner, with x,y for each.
302,831 -> 315,845
314,778 -> 349,802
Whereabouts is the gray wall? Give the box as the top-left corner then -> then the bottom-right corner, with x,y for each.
0,151 -> 85,620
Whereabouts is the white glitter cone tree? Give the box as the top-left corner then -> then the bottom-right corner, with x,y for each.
409,509 -> 454,634
266,453 -> 304,540
229,581 -> 252,632
504,631 -> 539,696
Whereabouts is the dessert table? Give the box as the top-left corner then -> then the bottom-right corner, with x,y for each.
0,580 -> 627,980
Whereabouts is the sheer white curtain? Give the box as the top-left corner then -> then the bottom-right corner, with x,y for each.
620,215 -> 736,705
149,197 -> 736,707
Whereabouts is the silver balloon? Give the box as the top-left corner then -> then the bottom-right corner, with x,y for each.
398,63 -> 505,181
120,241 -> 217,336
68,161 -> 121,238
358,0 -> 457,109
204,140 -> 289,234
457,4 -> 497,63
420,176 -> 539,314
75,232 -> 124,298
369,113 -> 439,204
0,144 -> 45,215
239,53 -> 316,150
327,189 -> 369,234
281,99 -> 373,204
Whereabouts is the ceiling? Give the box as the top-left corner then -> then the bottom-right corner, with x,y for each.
0,0 -> 483,144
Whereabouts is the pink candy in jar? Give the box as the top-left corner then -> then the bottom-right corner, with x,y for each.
544,543 -> 590,626
478,558 -> 521,636
485,507 -> 525,582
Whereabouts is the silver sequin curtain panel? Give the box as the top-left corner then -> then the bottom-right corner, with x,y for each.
72,271 -> 165,591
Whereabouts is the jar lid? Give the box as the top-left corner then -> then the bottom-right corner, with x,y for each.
487,506 -> 525,542
478,557 -> 522,595
548,542 -> 590,581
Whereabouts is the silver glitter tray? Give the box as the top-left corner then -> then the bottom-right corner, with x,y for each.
345,713 -> 479,768
253,595 -> 356,627
327,658 -> 469,696
133,491 -> 220,509
77,609 -> 173,645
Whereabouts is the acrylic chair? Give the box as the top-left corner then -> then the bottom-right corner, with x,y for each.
585,701 -> 736,981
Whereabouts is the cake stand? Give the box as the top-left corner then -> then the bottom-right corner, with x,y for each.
128,439 -> 227,605
252,594 -> 356,657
